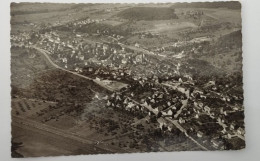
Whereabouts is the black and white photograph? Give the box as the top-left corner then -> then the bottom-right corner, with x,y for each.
10,1 -> 245,158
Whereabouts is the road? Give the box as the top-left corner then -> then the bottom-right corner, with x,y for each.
14,43 -> 208,151
161,82 -> 190,118
81,35 -> 166,59
34,45 -> 208,151
117,41 -> 167,59
154,82 -> 209,150
34,46 -> 114,93
193,96 -> 245,141
12,43 -> 113,93
166,119 -> 208,151
127,95 -> 208,151
174,99 -> 188,119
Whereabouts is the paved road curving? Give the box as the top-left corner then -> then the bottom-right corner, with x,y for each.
13,43 -> 209,151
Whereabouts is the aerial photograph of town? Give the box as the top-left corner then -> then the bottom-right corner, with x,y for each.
10,1 -> 244,158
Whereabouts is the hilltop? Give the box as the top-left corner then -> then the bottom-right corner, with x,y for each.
172,1 -> 241,10
118,7 -> 178,21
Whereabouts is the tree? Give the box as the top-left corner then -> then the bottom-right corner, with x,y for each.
11,139 -> 24,158
227,59 -> 232,65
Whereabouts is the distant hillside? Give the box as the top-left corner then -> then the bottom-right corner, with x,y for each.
10,3 -> 88,16
192,30 -> 243,74
172,1 -> 241,10
180,58 -> 223,78
218,30 -> 242,48
118,7 -> 178,20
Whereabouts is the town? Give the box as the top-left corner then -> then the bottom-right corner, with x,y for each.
10,2 -> 244,157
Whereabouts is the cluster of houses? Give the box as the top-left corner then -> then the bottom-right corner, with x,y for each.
20,28 -> 179,87
106,92 -> 149,116
135,32 -> 160,39
182,10 -> 204,19
71,18 -> 106,27
37,30 -> 174,82
82,66 -> 132,82
68,18 -> 126,41
37,31 -> 168,75
141,90 -> 185,117
171,81 -> 245,149
11,32 -> 31,45
153,36 -> 211,56
114,74 -> 244,150
13,19 -> 183,83
106,77 -> 188,130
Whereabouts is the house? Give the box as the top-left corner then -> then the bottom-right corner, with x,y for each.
227,133 -> 234,139
237,127 -> 245,135
157,117 -> 167,130
75,67 -> 80,72
62,58 -> 67,63
221,127 -> 227,134
103,95 -> 108,100
167,124 -> 175,132
197,131 -> 204,138
107,100 -> 111,106
217,116 -> 226,124
211,139 -> 224,149
212,86 -> 217,91
103,44 -> 109,51
126,102 -> 135,111
121,58 -> 127,64
88,67 -> 94,72
208,80 -> 216,86
204,106 -> 211,114
166,109 -> 173,116
76,34 -> 82,37
178,117 -> 185,124
78,68 -> 83,73
230,122 -> 237,130
135,54 -> 143,63
123,98 -> 129,104
170,105 -> 177,110
79,55 -> 84,60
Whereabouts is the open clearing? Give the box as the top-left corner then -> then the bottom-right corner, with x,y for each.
147,21 -> 197,34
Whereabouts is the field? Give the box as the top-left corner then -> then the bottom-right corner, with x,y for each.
95,79 -> 128,91
10,3 -> 118,33
149,21 -> 197,33
12,125 -> 73,157
118,7 -> 178,21
202,8 -> 241,24
119,6 -> 241,48
102,19 -> 125,26
11,46 -> 54,89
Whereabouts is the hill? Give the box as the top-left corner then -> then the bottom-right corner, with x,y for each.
172,1 -> 241,10
118,7 -> 178,20
218,30 -> 242,48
